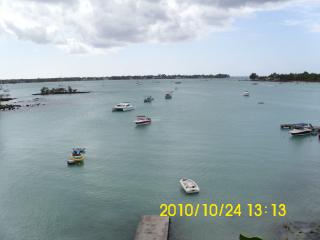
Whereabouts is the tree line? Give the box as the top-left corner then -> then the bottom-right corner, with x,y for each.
249,72 -> 320,82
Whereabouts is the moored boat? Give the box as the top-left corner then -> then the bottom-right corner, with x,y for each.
134,115 -> 151,125
243,91 -> 250,96
112,102 -> 134,112
179,178 -> 200,194
290,124 -> 314,136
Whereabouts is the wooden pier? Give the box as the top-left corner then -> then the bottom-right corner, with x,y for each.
134,215 -> 169,240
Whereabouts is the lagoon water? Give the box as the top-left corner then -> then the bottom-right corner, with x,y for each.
1,78 -> 320,240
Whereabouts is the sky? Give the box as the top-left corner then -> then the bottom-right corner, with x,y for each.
0,0 -> 320,79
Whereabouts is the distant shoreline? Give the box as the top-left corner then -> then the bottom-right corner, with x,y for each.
0,74 -> 230,84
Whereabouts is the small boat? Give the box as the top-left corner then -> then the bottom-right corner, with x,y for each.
134,115 -> 151,125
165,92 -> 172,99
243,91 -> 250,96
180,178 -> 200,194
112,102 -> 134,112
290,124 -> 314,136
67,149 -> 85,165
175,81 -> 182,84
144,96 -> 154,103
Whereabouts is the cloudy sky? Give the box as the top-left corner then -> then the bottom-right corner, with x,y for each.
0,0 -> 319,78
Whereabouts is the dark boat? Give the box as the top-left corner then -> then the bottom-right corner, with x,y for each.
144,96 -> 154,103
165,92 -> 172,99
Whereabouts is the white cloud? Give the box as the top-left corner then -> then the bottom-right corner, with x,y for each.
282,1 -> 320,33
0,0 -> 297,53
310,23 -> 320,32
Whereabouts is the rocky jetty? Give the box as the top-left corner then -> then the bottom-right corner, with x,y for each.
0,104 -> 21,111
0,98 -> 45,111
33,86 -> 90,95
279,221 -> 320,240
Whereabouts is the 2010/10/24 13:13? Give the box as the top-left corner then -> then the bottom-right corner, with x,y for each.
159,203 -> 287,217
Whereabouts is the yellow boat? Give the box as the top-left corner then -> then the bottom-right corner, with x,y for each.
67,149 -> 85,165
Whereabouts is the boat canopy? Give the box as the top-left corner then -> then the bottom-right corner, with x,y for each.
72,150 -> 81,155
295,123 -> 308,126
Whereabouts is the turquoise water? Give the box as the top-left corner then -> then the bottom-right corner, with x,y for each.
1,79 -> 320,240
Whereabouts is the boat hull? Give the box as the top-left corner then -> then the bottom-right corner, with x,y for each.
290,129 -> 313,136
112,107 -> 134,112
70,154 -> 85,162
135,120 -> 151,125
67,160 -> 84,165
290,131 -> 313,136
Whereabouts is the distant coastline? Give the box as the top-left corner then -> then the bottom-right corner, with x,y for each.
250,72 -> 320,82
0,74 -> 230,84
3,72 -> 320,84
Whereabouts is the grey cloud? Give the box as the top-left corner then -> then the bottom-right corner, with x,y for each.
4,21 -> 55,44
178,0 -> 291,7
0,0 -> 295,53
19,0 -> 78,4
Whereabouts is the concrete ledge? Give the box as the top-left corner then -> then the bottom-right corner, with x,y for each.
134,215 -> 169,240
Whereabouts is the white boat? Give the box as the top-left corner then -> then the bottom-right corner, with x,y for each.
290,125 -> 314,136
243,91 -> 250,96
179,178 -> 200,194
134,115 -> 151,125
112,102 -> 134,112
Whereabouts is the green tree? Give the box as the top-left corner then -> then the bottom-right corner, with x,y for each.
40,87 -> 49,95
249,73 -> 258,80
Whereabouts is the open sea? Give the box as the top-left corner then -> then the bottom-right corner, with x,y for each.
1,78 -> 320,240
